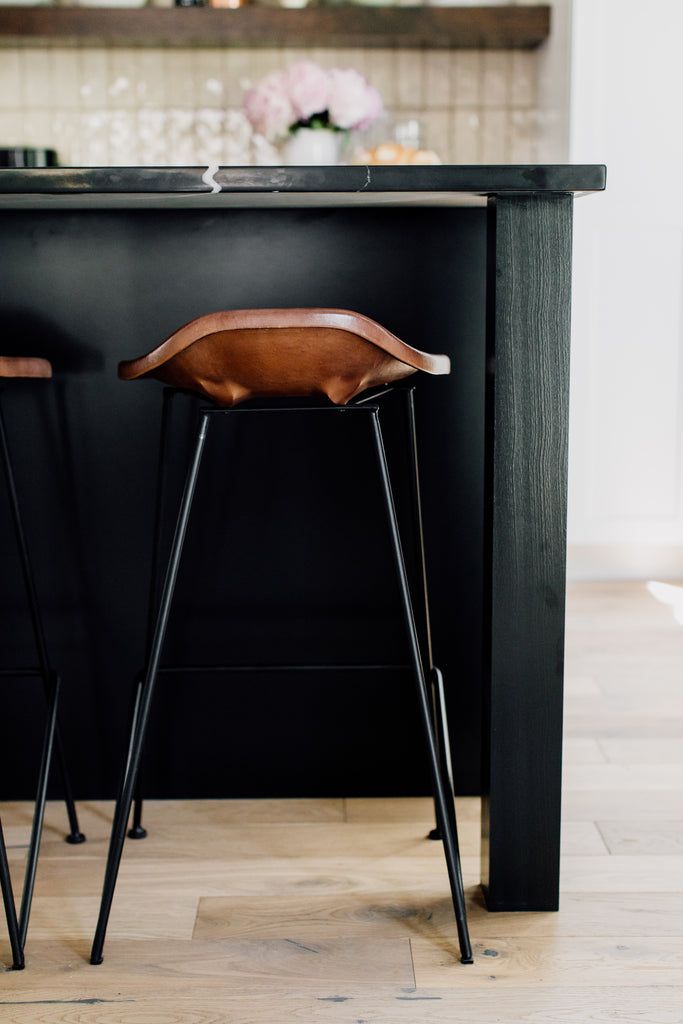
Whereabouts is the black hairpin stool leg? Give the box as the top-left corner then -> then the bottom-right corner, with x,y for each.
369,406 -> 472,964
428,666 -> 457,841
90,411 -> 210,966
0,819 -> 24,970
127,678 -> 147,840
128,387 -> 177,843
17,669 -> 60,948
0,396 -> 85,849
401,388 -> 457,840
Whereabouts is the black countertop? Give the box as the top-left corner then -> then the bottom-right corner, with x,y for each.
0,165 -> 606,209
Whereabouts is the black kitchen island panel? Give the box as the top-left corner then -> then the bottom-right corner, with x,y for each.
0,164 -> 606,911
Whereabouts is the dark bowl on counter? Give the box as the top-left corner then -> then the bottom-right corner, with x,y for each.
0,147 -> 59,167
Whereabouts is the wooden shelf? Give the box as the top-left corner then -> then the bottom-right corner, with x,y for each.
0,5 -> 551,50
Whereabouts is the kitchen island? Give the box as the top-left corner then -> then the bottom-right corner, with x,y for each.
0,164 -> 605,911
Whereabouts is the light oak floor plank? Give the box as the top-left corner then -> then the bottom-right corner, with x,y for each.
412,935 -> 683,988
599,738 -> 683,763
596,820 -> 683,855
3,988 -> 681,1024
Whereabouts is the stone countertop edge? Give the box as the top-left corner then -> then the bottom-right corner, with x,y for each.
0,165 -> 606,197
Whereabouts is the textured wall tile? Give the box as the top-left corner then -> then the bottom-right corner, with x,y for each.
329,49 -> 371,76
509,109 -> 539,162
20,109 -> 52,149
241,50 -> 278,91
453,51 -> 480,108
0,50 -> 21,111
309,48 -> 334,70
164,51 -> 197,108
480,108 -> 508,162
419,109 -> 451,161
50,111 -> 76,164
79,50 -> 110,110
138,109 -> 168,166
166,108 -> 198,165
195,107 -> 228,164
534,109 -> 562,164
452,110 -> 480,164
223,110 -> 258,165
75,111 -> 109,166
395,50 -> 424,109
424,51 -> 452,110
222,50 -> 254,107
50,49 -> 82,111
365,50 -> 397,109
107,49 -> 138,110
511,50 -> 537,107
134,50 -> 166,108
481,51 -> 510,108
195,50 -> 225,109
21,49 -> 52,109
278,47 -> 311,70
109,109 -> 139,165
0,111 -> 24,145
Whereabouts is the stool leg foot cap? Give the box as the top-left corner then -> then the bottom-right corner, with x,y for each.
65,832 -> 86,845
128,826 -> 147,840
427,827 -> 442,841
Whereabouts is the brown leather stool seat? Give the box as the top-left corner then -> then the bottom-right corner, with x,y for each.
0,357 -> 85,971
90,309 -> 472,966
118,307 -> 451,407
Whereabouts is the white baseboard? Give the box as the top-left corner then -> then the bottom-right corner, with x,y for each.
567,545 -> 683,581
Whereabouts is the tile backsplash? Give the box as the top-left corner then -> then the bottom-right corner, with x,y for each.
0,44 -> 550,165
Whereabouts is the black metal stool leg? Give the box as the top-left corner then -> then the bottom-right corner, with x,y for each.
0,818 -> 24,970
18,669 -> 60,948
127,388 -> 176,842
90,411 -> 210,966
53,728 -> 86,845
428,666 -> 458,841
401,388 -> 456,840
128,679 -> 147,840
369,407 -> 472,964
0,396 -> 85,847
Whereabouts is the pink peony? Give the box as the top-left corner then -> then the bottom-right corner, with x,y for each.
327,68 -> 383,131
243,61 -> 383,139
243,71 -> 295,140
285,60 -> 331,121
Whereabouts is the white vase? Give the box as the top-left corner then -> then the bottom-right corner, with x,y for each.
284,128 -> 343,166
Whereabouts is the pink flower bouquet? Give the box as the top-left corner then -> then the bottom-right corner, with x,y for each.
243,60 -> 383,141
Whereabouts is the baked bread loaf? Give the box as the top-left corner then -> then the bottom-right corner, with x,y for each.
352,142 -> 441,165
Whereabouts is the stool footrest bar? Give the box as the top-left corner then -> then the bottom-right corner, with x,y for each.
155,663 -> 410,675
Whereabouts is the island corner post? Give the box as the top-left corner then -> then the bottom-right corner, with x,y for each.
481,191 -> 573,911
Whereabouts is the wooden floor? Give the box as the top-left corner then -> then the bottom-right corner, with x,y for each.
2,580 -> 683,1022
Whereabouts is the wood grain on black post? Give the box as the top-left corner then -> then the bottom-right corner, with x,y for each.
482,193 -> 572,911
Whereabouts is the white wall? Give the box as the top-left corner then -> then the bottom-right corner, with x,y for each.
568,0 -> 683,578
537,0 -> 572,162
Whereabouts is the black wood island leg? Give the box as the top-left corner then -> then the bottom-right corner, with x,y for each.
482,193 -> 573,911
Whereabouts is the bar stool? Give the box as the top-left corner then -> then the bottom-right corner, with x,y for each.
90,309 -> 473,965
0,356 -> 86,967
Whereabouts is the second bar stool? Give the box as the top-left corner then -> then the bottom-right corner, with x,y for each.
0,355 -> 86,967
90,308 -> 472,965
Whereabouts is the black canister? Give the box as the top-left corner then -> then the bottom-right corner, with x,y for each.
0,148 -> 59,168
